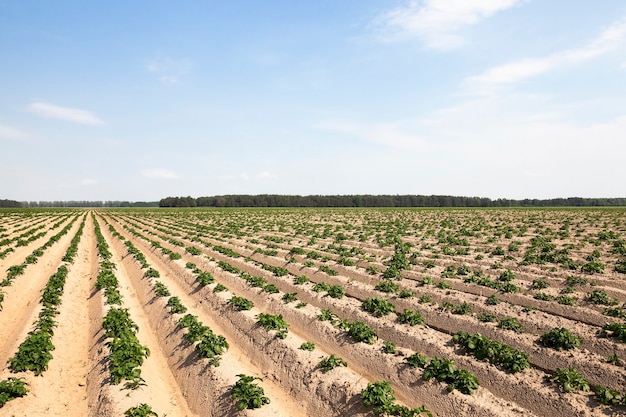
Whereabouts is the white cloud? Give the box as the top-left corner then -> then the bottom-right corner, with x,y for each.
0,124 -> 30,141
27,101 -> 104,125
257,171 -> 275,179
318,120 -> 427,150
141,168 -> 180,179
375,0 -> 527,49
147,56 -> 192,85
468,19 -> 626,89
79,178 -> 98,186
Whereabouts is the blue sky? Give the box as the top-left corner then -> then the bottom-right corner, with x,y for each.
1,0 -> 625,201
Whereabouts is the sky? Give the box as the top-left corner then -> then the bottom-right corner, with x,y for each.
1,0 -> 625,202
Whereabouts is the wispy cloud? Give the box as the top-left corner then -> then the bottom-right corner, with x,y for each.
141,168 -> 180,179
468,19 -> 626,89
257,171 -> 275,179
0,124 -> 30,141
375,0 -> 527,49
147,56 -> 192,85
27,101 -> 105,125
318,120 -> 426,150
79,178 -> 98,186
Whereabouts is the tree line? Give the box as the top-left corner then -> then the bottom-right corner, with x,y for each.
159,195 -> 626,208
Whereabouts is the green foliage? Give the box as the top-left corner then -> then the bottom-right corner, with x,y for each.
0,377 -> 28,408
486,295 -> 500,305
453,332 -> 530,373
312,282 -> 331,292
213,283 -> 227,292
195,332 -> 229,366
232,374 -> 270,410
599,322 -> 626,343
196,271 -> 214,286
144,268 -> 160,279
375,279 -> 400,293
257,313 -> 289,336
422,358 -> 479,395
539,327 -> 582,351
476,313 -> 498,323
326,285 -> 345,299
124,403 -> 159,417
293,275 -> 309,285
547,368 -> 590,393
166,296 -> 187,314
498,317 -> 525,333
404,353 -> 430,369
347,321 -> 377,344
593,385 -> 625,406
362,297 -> 396,317
318,354 -> 347,373
299,341 -> 315,351
8,330 -> 54,376
228,296 -> 254,311
281,292 -> 298,303
396,309 -> 425,326
382,340 -> 396,354
153,282 -> 170,297
587,289 -> 618,306
530,279 -> 549,290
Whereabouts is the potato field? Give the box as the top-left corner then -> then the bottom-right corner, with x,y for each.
1,207 -> 626,416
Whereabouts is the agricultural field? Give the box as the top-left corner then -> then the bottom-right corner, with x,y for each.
1,207 -> 626,416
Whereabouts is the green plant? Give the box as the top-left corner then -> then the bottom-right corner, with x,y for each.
593,385 -> 625,406
144,268 -> 160,278
213,283 -> 227,292
476,313 -> 497,322
318,354 -> 347,373
166,296 -> 187,314
196,271 -> 215,286
453,332 -> 530,374
153,282 -> 170,297
228,296 -> 254,311
361,380 -> 395,410
196,332 -> 229,366
362,297 -> 396,317
398,289 -> 414,298
531,279 -> 549,290
422,358 -> 479,395
587,289 -> 618,306
299,341 -> 315,351
293,275 -> 309,285
347,321 -> 377,344
326,285 -> 345,299
404,353 -> 430,368
486,295 -> 500,305
375,279 -> 400,293
599,322 -> 626,343
539,327 -> 582,350
0,377 -> 28,408
124,403 -> 159,417
396,309 -> 425,326
498,317 -> 525,333
231,374 -> 270,410
281,292 -> 298,303
382,340 -> 396,354
547,368 -> 590,393
257,313 -> 289,336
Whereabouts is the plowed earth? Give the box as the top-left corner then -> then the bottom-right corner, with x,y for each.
1,208 -> 626,417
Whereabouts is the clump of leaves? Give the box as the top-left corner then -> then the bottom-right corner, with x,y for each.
498,317 -> 525,333
0,377 -> 28,408
587,289 -> 618,306
422,358 -> 479,395
124,403 -> 159,417
599,322 -> 626,343
382,341 -> 396,354
153,282 -> 170,297
231,374 -> 270,410
318,354 -> 347,373
228,296 -> 254,311
486,295 -> 500,305
404,353 -> 430,369
299,341 -> 315,351
397,309 -> 425,326
375,279 -> 400,293
547,368 -> 590,393
166,296 -> 187,314
539,327 -> 582,351
362,297 -> 395,317
347,321 -> 378,344
453,332 -> 530,373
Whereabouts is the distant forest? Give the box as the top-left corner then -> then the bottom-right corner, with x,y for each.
159,195 -> 626,208
1,195 -> 624,209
